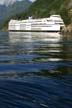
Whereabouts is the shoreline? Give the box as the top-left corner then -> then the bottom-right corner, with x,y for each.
61,24 -> 72,34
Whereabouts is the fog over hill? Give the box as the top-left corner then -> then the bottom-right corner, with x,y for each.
0,0 -> 36,6
0,0 -> 16,6
0,0 -> 32,26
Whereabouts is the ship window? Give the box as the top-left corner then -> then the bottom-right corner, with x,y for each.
47,20 -> 52,22
54,20 -> 63,22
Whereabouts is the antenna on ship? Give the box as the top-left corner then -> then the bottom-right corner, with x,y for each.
28,16 -> 33,20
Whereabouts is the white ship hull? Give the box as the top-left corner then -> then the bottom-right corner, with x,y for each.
8,15 -> 64,32
8,25 -> 60,32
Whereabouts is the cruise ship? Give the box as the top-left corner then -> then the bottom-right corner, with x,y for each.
8,15 -> 65,32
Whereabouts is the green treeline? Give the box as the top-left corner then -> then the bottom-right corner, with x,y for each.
14,0 -> 72,25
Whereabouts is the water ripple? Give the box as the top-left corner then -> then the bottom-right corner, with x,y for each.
0,77 -> 72,108
0,31 -> 72,108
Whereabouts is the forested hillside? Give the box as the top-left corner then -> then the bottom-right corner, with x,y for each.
15,0 -> 72,25
0,0 -> 32,28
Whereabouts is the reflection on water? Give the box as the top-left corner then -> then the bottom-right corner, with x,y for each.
0,31 -> 71,75
0,31 -> 71,76
0,31 -> 72,108
9,32 -> 62,61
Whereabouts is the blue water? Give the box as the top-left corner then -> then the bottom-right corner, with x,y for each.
0,31 -> 72,108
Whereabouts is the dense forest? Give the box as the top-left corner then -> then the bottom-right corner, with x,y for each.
14,0 -> 72,25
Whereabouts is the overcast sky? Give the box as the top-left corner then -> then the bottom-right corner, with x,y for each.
0,0 -> 36,6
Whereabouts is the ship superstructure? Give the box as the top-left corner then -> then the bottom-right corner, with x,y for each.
8,15 -> 65,32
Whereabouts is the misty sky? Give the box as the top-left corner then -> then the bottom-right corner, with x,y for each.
0,0 -> 36,6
